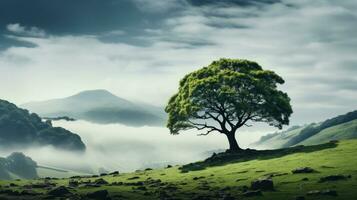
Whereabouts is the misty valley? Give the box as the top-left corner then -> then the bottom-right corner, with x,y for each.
1,0 -> 357,199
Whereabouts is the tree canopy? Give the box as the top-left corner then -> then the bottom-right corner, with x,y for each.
165,58 -> 293,151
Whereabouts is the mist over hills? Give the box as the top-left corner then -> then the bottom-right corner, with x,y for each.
252,110 -> 357,149
0,99 -> 85,151
0,152 -> 38,180
22,90 -> 166,127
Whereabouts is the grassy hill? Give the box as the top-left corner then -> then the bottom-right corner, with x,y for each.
299,119 -> 357,146
252,110 -> 357,149
0,139 -> 356,199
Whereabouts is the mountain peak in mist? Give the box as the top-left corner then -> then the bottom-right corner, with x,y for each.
22,89 -> 166,127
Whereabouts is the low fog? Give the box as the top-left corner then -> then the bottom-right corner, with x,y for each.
0,120 -> 272,174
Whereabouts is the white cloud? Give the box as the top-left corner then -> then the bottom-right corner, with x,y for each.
0,0 -> 356,128
6,23 -> 46,37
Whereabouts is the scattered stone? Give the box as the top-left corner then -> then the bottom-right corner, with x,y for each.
307,189 -> 338,196
20,190 -> 41,196
47,186 -> 72,197
94,178 -> 109,185
251,177 -> 274,190
319,175 -> 351,182
295,196 -> 305,200
128,176 -> 140,180
193,176 -> 205,180
109,171 -> 119,175
221,194 -> 235,200
136,186 -> 147,191
243,190 -> 262,197
292,167 -> 315,174
86,190 -> 110,200
69,180 -> 79,187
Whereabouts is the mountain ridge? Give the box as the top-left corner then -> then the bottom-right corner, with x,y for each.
252,110 -> 357,149
22,89 -> 166,127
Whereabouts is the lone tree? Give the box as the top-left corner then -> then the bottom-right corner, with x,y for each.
165,58 -> 293,152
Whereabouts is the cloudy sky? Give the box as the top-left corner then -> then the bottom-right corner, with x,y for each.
0,0 -> 356,126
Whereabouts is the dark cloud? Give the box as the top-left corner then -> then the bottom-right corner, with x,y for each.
187,0 -> 280,7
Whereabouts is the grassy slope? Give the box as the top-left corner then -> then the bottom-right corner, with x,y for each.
254,120 -> 357,149
299,119 -> 357,146
253,126 -> 305,149
1,140 -> 357,199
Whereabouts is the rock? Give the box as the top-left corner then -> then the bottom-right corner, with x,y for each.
94,178 -> 109,185
145,168 -> 153,171
319,174 -> 351,182
20,190 -> 41,196
193,176 -> 205,180
127,176 -> 140,180
166,165 -> 173,168
109,171 -> 119,175
307,189 -> 338,196
292,167 -> 315,174
251,177 -> 274,190
221,194 -> 235,200
86,190 -> 110,200
295,196 -> 305,200
136,186 -> 147,191
69,180 -> 79,187
47,186 -> 72,197
243,190 -> 262,197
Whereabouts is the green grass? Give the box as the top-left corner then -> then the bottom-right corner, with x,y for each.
300,119 -> 357,146
1,140 -> 357,199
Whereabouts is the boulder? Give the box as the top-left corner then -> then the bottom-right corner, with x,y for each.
47,186 -> 72,197
295,196 -> 305,200
251,177 -> 274,190
292,167 -> 315,174
94,178 -> 109,185
307,189 -> 338,196
319,174 -> 351,182
243,190 -> 262,197
86,190 -> 110,200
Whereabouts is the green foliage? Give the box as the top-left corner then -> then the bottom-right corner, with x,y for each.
165,58 -> 292,150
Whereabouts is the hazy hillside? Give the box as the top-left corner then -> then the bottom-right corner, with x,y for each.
22,89 -> 166,127
0,152 -> 38,180
0,99 -> 85,151
252,110 -> 357,149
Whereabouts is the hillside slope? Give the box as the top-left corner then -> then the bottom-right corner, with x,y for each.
0,99 -> 85,151
0,140 -> 356,199
0,152 -> 38,180
299,119 -> 357,146
22,89 -> 166,127
252,110 -> 357,149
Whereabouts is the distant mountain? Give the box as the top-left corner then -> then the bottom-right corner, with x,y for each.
22,89 -> 166,127
251,110 -> 357,149
0,99 -> 86,151
0,152 -> 38,180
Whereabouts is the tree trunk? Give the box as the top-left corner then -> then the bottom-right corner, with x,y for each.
226,131 -> 242,152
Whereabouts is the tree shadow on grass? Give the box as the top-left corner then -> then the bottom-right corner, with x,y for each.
180,141 -> 338,172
